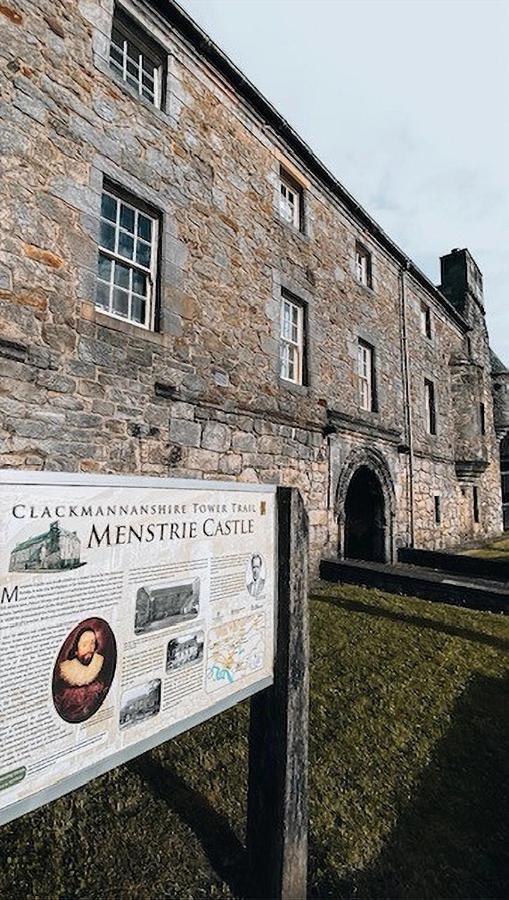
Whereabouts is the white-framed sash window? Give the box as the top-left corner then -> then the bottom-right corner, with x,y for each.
96,187 -> 158,330
279,173 -> 302,230
280,295 -> 304,384
355,242 -> 372,287
109,10 -> 165,108
358,340 -> 374,411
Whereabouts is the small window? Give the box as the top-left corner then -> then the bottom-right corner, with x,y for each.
473,485 -> 480,523
358,340 -> 376,412
280,291 -> 306,385
434,495 -> 441,525
279,168 -> 303,231
420,302 -> 432,339
502,471 -> 509,504
109,7 -> 166,108
479,402 -> 486,435
424,378 -> 437,435
96,183 -> 159,329
355,242 -> 372,288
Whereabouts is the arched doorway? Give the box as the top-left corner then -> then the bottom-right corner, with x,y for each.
344,465 -> 387,562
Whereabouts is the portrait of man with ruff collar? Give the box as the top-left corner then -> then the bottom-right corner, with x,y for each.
52,617 -> 117,724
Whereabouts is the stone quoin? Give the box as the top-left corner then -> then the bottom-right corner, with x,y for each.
0,0 -> 507,569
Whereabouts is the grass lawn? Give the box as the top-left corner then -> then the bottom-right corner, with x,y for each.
462,535 -> 509,562
1,584 -> 507,899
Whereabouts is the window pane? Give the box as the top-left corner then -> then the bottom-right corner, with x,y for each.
100,220 -> 116,251
112,287 -> 129,317
136,240 -> 151,268
111,27 -> 124,49
114,261 -> 130,289
132,270 -> 147,296
131,295 -> 146,324
98,252 -> 112,282
118,230 -> 134,260
110,46 -> 123,68
120,203 -> 135,234
142,54 -> 157,75
137,215 -> 152,242
96,280 -> 110,309
101,193 -> 117,223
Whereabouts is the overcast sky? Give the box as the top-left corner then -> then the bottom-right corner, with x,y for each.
180,0 -> 509,363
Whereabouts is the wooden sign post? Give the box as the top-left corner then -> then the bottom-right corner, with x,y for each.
247,487 -> 310,899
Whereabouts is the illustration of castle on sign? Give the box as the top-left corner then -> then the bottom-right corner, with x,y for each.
9,521 -> 82,572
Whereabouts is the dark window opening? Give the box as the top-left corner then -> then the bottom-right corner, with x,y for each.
480,402 -> 486,435
424,378 -> 437,435
473,485 -> 480,524
434,495 -> 441,525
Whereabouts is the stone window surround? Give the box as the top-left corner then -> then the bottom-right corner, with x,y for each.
272,272 -> 314,396
272,156 -> 311,242
91,0 -> 179,129
77,155 -> 185,346
109,4 -> 168,109
354,239 -> 373,290
420,300 -> 433,341
355,327 -> 381,418
278,166 -> 304,233
280,290 -> 306,385
96,180 -> 160,330
424,376 -> 438,436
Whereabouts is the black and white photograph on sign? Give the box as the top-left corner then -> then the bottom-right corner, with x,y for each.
9,520 -> 83,572
166,630 -> 205,672
52,617 -> 117,724
246,553 -> 266,597
119,679 -> 162,730
134,578 -> 200,634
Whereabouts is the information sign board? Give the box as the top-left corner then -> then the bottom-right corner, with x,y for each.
0,471 -> 276,825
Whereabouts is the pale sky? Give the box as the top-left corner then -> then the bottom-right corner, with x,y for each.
180,0 -> 509,363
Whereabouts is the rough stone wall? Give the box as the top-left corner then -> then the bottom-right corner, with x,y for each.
0,0 -> 503,568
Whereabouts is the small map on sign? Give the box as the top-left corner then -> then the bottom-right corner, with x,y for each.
206,613 -> 265,691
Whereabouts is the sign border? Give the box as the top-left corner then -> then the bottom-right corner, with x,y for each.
0,469 -> 277,826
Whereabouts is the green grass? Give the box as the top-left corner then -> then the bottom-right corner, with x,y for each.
462,535 -> 509,561
1,585 -> 508,899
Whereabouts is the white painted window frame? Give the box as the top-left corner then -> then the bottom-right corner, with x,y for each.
355,243 -> 372,287
420,302 -> 432,339
109,13 -> 164,108
280,295 -> 304,385
358,340 -> 374,411
96,187 -> 159,331
279,174 -> 301,230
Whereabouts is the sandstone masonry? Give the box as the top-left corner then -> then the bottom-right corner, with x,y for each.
0,0 -> 505,570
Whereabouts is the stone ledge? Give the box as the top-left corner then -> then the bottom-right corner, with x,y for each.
327,408 -> 402,444
81,302 -> 173,347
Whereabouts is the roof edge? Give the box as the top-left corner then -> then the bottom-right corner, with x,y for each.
151,0 -> 468,332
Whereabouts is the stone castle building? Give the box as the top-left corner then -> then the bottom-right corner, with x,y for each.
0,0 -> 506,568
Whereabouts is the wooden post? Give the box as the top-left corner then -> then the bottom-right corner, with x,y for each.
246,487 -> 309,900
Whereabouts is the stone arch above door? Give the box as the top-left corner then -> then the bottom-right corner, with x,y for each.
335,447 -> 397,562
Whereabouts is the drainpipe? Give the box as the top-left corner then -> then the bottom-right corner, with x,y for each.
400,260 -> 415,547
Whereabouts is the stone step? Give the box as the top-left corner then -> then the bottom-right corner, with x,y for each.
320,557 -> 508,615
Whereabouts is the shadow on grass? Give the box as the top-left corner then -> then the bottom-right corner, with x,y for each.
129,755 -> 247,899
313,593 -> 509,653
310,671 -> 509,899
